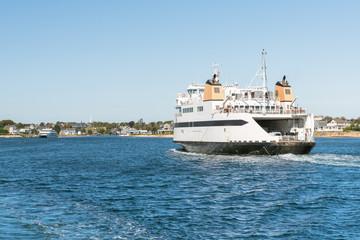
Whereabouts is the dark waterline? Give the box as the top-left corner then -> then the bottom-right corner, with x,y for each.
0,137 -> 360,239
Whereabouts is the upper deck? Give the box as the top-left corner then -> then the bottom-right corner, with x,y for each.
175,50 -> 309,121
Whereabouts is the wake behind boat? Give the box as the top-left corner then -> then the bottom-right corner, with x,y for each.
173,50 -> 315,155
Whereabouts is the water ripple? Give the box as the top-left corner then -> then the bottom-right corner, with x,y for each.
0,137 -> 359,239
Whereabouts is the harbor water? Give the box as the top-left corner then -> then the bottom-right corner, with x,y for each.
0,136 -> 360,239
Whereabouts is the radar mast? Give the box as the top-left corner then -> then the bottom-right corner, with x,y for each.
212,63 -> 221,83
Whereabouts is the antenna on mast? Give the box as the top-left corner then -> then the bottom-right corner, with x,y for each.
212,63 -> 221,74
211,63 -> 221,83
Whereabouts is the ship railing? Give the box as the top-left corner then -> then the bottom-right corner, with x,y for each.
219,108 -> 307,115
280,135 -> 298,142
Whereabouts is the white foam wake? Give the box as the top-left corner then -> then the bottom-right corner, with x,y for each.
279,153 -> 360,167
168,149 -> 360,167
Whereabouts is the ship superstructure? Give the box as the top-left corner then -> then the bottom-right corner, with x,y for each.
173,50 -> 315,155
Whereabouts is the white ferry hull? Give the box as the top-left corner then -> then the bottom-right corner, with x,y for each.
173,113 -> 315,155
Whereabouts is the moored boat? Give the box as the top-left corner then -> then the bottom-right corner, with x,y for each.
38,129 -> 58,138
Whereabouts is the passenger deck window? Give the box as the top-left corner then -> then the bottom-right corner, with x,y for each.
182,107 -> 194,113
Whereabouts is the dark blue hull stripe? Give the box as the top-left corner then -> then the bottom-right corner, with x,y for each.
174,119 -> 248,128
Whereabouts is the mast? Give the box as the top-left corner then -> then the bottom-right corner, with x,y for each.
248,49 -> 268,90
261,49 -> 267,90
261,49 -> 268,109
212,63 -> 221,83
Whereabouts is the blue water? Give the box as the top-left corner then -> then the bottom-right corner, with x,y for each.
0,137 -> 360,239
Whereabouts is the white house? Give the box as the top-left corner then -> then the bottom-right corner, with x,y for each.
315,118 -> 351,132
59,128 -> 76,135
4,125 -> 19,134
157,123 -> 174,134
120,126 -> 150,135
19,128 -> 33,134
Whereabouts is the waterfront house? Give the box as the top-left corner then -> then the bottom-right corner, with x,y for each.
120,126 -> 149,135
4,125 -> 19,134
314,120 -> 327,131
157,123 -> 174,134
19,128 -> 33,134
326,118 -> 351,131
59,128 -> 76,135
315,118 -> 351,132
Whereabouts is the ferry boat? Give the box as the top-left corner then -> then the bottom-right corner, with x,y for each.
38,129 -> 58,138
173,50 -> 315,155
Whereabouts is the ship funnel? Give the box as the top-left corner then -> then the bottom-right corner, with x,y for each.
275,76 -> 294,102
203,64 -> 224,102
203,79 -> 224,102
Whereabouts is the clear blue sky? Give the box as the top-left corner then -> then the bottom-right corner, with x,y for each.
1,0 -> 359,123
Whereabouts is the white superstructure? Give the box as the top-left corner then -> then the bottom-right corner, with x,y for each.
173,50 -> 315,155
38,129 -> 58,138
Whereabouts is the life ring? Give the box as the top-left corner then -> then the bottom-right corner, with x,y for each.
182,94 -> 185,97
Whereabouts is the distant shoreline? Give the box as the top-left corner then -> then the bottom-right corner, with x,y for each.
60,134 -> 174,138
0,135 -> 23,138
121,134 -> 173,138
2,133 -> 359,139
315,131 -> 360,138
0,134 -> 174,138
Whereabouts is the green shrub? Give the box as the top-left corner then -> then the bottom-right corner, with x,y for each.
0,128 -> 9,135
